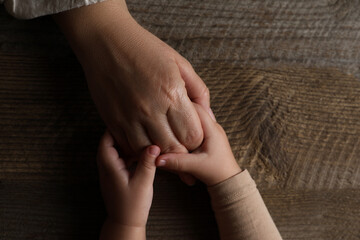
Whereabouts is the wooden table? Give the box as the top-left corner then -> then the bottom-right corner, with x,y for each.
1,1 -> 360,239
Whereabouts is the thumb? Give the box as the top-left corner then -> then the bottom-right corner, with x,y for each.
156,152 -> 198,174
133,145 -> 160,185
176,58 -> 212,110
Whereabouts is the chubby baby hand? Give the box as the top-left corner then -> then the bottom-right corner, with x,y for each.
97,130 -> 160,228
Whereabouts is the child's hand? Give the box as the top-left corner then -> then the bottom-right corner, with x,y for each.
156,104 -> 242,186
97,130 -> 160,229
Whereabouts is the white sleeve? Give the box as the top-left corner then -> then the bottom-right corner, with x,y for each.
0,0 -> 106,19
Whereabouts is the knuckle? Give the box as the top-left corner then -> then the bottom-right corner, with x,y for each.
182,58 -> 193,69
185,127 -> 203,146
201,86 -> 210,99
214,122 -> 223,130
159,78 -> 185,105
164,85 -> 183,104
141,158 -> 154,171
163,143 -> 187,154
174,158 -> 183,171
216,123 -> 227,135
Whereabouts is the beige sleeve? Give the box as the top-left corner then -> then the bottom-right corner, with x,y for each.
207,170 -> 282,240
0,0 -> 106,19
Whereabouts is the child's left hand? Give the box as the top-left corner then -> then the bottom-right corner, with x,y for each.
97,130 -> 160,229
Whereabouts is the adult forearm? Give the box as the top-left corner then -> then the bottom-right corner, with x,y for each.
52,0 -> 134,62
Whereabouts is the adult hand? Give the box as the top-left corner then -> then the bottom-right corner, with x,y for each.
53,0 -> 213,158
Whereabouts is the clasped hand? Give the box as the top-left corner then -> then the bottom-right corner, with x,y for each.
97,104 -> 241,238
54,0 -> 213,155
54,0 -> 214,184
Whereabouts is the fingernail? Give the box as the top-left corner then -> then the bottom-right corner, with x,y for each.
208,108 -> 216,122
157,159 -> 166,166
148,146 -> 160,156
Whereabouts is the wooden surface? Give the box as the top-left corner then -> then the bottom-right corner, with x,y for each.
1,0 -> 360,239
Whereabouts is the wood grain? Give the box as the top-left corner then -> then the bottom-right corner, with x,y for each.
198,65 -> 360,190
1,0 -> 360,239
128,0 -> 360,77
1,179 -> 359,239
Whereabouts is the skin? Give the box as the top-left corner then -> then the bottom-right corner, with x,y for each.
53,0 -> 213,155
53,0 -> 215,185
156,104 -> 242,186
97,104 -> 241,239
97,131 -> 160,240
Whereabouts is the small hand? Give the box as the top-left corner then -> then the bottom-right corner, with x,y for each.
97,130 -> 159,228
156,104 -> 242,186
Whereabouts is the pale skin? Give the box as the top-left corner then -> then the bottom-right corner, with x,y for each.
97,104 -> 241,239
53,0 -> 215,185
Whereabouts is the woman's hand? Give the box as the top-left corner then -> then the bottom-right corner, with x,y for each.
53,0 -> 212,158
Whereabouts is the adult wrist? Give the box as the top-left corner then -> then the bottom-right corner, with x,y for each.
53,0 -> 135,60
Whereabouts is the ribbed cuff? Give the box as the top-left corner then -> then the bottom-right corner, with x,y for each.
207,170 -> 257,207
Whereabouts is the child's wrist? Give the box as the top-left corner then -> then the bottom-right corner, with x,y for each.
101,218 -> 146,240
107,216 -> 147,229
206,164 -> 242,187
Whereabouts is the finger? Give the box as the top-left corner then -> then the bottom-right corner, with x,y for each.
176,58 -> 210,109
155,164 -> 197,185
167,96 -> 203,151
133,145 -> 160,185
156,152 -> 198,174
97,130 -> 128,182
123,122 -> 152,168
109,126 -> 133,157
124,122 -> 152,154
99,129 -> 115,148
179,173 -> 197,186
193,103 -> 218,140
97,130 -> 119,164
144,116 -> 188,154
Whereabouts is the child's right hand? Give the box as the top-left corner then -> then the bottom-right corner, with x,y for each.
156,104 -> 242,186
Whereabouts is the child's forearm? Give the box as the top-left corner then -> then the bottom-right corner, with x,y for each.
207,170 -> 282,240
100,219 -> 146,240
